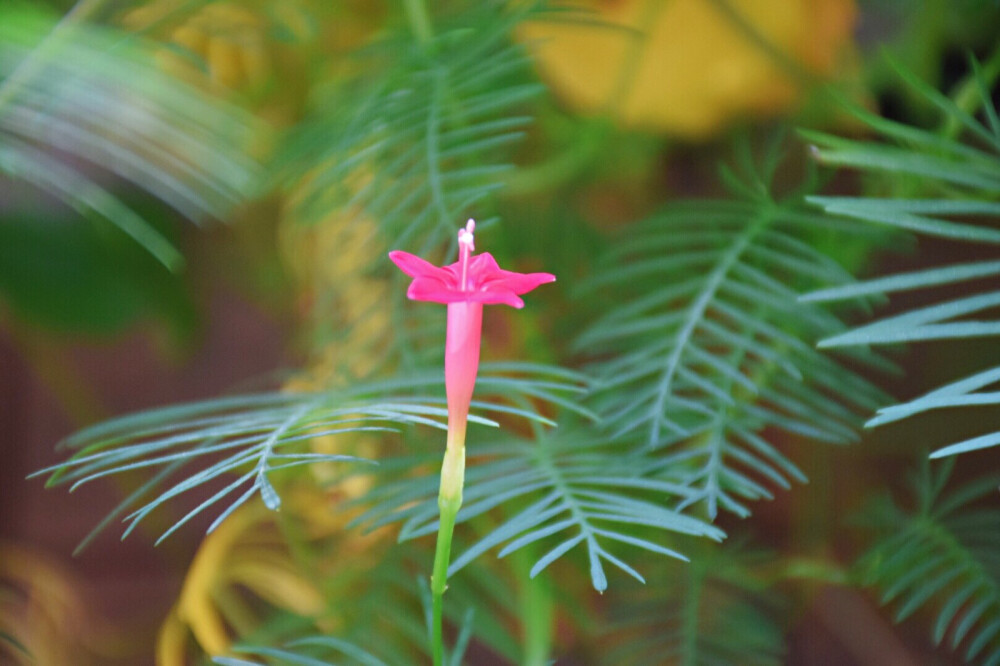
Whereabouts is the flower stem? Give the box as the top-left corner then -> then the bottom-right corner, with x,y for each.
510,546 -> 554,666
402,0 -> 433,46
431,424 -> 466,666
942,40 -> 1000,140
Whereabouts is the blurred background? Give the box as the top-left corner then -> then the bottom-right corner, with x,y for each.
2,1 -> 1000,664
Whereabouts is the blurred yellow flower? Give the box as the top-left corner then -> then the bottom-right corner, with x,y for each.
156,502 -> 323,663
520,0 -> 857,139
1,543 -> 131,665
156,484 -> 383,665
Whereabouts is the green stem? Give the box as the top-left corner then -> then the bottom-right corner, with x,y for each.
680,563 -> 704,666
510,546 -> 554,666
942,40 -> 1000,140
602,0 -> 662,117
431,499 -> 459,666
403,0 -> 434,46
431,426 -> 466,666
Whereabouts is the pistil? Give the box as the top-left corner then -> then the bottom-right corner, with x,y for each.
458,218 -> 475,291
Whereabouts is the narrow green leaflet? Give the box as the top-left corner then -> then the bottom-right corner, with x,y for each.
576,144 -> 887,518
355,430 -> 724,593
33,365 -> 585,550
802,258 -> 1000,303
216,636 -> 388,666
279,2 -> 541,252
806,56 -> 1000,459
856,459 -> 1000,664
0,630 -> 31,661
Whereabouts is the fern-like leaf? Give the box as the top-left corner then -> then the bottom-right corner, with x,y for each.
577,143 -> 887,518
356,427 -> 725,593
804,57 -> 1000,459
856,459 -> 1000,664
602,541 -> 785,666
33,365 -> 582,552
279,2 -> 541,252
0,6 -> 264,268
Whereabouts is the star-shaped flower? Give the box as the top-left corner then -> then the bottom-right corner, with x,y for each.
388,217 -> 556,438
388,221 -> 555,308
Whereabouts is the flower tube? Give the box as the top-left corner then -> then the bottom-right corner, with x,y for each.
389,220 -> 555,498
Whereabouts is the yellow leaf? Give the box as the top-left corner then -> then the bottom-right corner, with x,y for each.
520,0 -> 856,139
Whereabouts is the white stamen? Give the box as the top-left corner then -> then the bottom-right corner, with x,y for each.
458,219 -> 476,291
458,218 -> 475,252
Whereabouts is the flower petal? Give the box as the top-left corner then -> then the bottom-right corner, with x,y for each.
389,251 -> 454,282
470,253 -> 556,294
390,248 -> 554,308
471,290 -> 525,308
407,276 -> 463,304
466,252 -> 502,282
490,269 -> 557,295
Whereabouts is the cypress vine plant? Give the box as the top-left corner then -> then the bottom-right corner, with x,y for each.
9,0 -> 1000,664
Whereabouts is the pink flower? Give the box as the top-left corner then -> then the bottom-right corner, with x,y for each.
389,220 -> 555,445
388,230 -> 555,309
393,222 -> 554,663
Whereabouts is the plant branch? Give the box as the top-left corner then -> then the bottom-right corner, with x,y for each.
942,42 -> 1000,140
431,425 -> 466,665
403,0 -> 434,46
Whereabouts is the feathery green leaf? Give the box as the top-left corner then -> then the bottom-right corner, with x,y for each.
33,364 -> 583,550
577,147 -> 886,518
806,55 -> 1000,459
0,6 -> 265,268
857,459 -> 1000,663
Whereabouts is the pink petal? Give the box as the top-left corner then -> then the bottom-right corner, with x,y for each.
407,277 -> 462,304
470,253 -> 556,293
389,251 -> 454,282
466,253 -> 502,282
491,270 -> 557,295
472,290 -> 525,308
391,248 -> 555,308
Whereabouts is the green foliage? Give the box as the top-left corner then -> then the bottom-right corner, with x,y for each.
18,2 -> 1000,664
602,542 -> 785,666
856,459 -> 1000,665
208,544 -> 516,665
357,426 -> 724,593
0,629 -> 31,662
279,1 -> 541,254
0,4 -> 264,269
804,56 -> 1000,459
274,1 -> 546,383
32,365 -> 581,554
0,212 -> 195,335
576,140 -> 888,518
216,637 -> 390,666
215,618 -> 473,666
